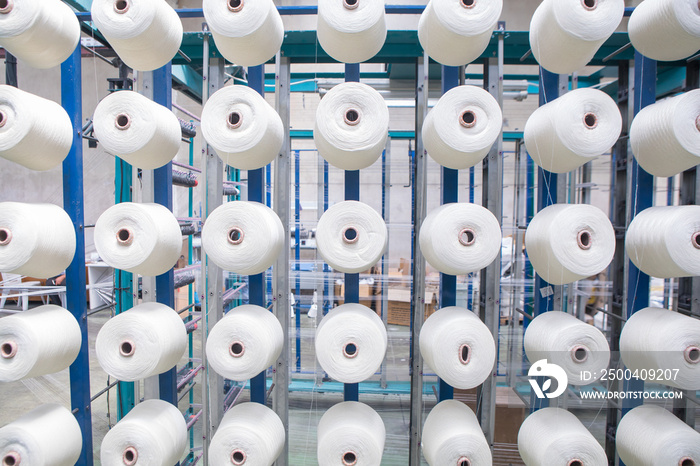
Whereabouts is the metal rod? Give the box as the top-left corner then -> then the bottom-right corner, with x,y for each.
178,382 -> 197,403
177,49 -> 192,63
520,49 -> 532,62
177,365 -> 203,391
602,43 -> 632,63
186,409 -> 203,431
80,43 -> 116,67
91,380 -> 119,402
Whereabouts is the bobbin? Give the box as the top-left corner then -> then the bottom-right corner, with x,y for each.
122,446 -> 137,466
0,340 -> 17,359
2,451 -> 20,466
0,227 -> 11,246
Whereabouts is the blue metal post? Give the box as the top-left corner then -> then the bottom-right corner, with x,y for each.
621,52 -> 656,416
61,44 -> 94,466
530,68 -> 561,412
151,63 -> 178,405
344,63 -> 360,402
248,64 -> 268,404
323,160 -> 329,315
437,65 -> 459,402
295,151 -> 302,372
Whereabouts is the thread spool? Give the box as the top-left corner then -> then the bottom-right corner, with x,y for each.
315,303 -> 387,383
100,399 -> 187,466
206,304 -> 283,381
421,400 -> 491,466
422,85 -> 503,170
525,203 -> 615,285
201,85 -> 284,170
524,311 -> 610,385
529,0 -> 624,74
0,85 -> 73,171
316,201 -> 387,274
92,90 -> 181,170
0,305 -> 81,382
625,206 -> 700,278
203,0 -> 283,67
0,202 -> 76,279
209,402 -> 285,466
314,82 -> 389,170
94,202 -> 182,276
419,203 -> 502,275
317,402 -> 386,466
95,302 -> 187,382
0,404 -> 82,466
518,407 -> 608,466
418,0 -> 503,66
201,201 -> 284,275
91,0 -> 183,71
317,0 -> 387,63
524,88 -> 622,173
0,0 -> 80,69
420,306 -> 496,390
617,405 -> 700,466
630,89 -> 700,177
628,0 -> 700,62
620,307 -> 700,390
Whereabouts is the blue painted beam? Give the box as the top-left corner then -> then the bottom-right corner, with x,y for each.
61,44 -> 94,466
248,65 -> 268,405
343,63 -> 361,403
530,68 -> 561,412
153,64 -> 178,406
437,65 -> 460,403
621,52 -> 656,417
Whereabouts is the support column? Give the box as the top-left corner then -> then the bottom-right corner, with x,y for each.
273,54 -> 291,466
343,62 -> 361,402
61,44 -> 94,466
408,54 -> 429,466
248,64 -> 268,404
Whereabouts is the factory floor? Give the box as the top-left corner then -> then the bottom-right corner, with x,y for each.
1,299 -> 698,465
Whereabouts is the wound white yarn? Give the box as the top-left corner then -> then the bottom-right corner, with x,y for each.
100,399 -> 187,466
418,0 -> 503,66
419,203 -> 502,276
209,402 -> 285,466
616,405 -> 700,466
314,82 -> 389,171
524,88 -> 622,174
317,0 -> 387,64
420,306 -> 496,390
91,0 -> 183,71
0,0 -> 81,69
203,0 -> 284,67
0,404 -> 82,466
317,401 -> 386,466
518,407 -> 608,466
94,202 -> 182,277
201,85 -> 284,171
630,89 -> 700,177
201,201 -> 284,275
525,203 -> 616,285
625,206 -> 700,279
92,90 -> 181,170
0,202 -> 76,279
524,311 -> 610,385
0,85 -> 73,171
421,399 -> 492,466
529,0 -> 624,74
422,85 -> 502,170
95,302 -> 187,382
206,304 -> 283,382
620,307 -> 700,390
628,0 -> 700,62
0,305 -> 81,382
315,303 -> 387,384
315,201 -> 388,274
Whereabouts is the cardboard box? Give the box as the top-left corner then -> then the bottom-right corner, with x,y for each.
386,287 -> 438,326
454,386 -> 526,450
